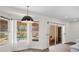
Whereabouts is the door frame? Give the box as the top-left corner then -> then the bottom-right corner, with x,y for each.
48,22 -> 65,46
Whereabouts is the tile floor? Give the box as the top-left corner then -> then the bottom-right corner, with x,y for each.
15,49 -> 49,52
49,44 -> 71,52
15,44 -> 71,52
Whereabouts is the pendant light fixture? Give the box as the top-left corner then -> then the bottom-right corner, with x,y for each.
21,6 -> 33,21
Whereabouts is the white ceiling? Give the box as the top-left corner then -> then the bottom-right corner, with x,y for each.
0,6 -> 79,22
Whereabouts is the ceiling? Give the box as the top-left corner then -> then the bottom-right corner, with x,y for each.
0,6 -> 79,22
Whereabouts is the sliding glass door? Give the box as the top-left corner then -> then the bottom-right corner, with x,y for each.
49,23 -> 62,46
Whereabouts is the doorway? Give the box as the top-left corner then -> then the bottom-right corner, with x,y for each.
57,26 -> 62,44
49,24 -> 62,46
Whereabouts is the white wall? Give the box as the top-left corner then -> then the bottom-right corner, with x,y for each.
30,17 -> 71,49
69,22 -> 79,42
29,18 -> 49,49
64,23 -> 71,43
30,19 -> 49,49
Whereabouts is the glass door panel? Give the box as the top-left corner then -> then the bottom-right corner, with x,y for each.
49,25 -> 56,45
49,24 -> 62,46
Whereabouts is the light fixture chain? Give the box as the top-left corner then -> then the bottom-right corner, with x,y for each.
27,6 -> 29,16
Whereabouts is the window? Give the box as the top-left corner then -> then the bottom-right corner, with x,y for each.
32,21 -> 39,41
0,19 -> 8,45
17,21 -> 27,41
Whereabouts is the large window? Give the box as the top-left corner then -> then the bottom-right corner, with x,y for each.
32,21 -> 39,41
0,19 -> 8,45
17,21 -> 27,41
